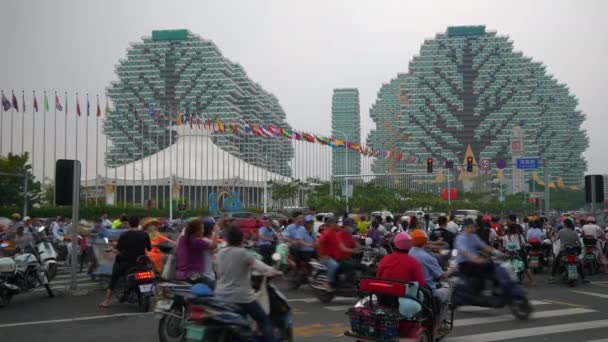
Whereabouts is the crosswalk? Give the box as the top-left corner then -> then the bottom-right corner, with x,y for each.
289,293 -> 608,341
37,266 -> 103,292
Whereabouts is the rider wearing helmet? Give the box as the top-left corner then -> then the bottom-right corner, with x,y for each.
377,232 -> 425,286
581,216 -> 607,273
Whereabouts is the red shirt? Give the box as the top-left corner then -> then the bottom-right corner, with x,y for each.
491,223 -> 503,237
336,229 -> 356,261
376,252 -> 426,287
318,229 -> 339,259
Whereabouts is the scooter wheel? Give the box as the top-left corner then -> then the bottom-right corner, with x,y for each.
509,298 -> 532,320
46,263 -> 58,282
416,331 -> 431,342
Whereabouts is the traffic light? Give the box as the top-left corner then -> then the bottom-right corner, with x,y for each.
585,175 -> 605,203
466,157 -> 474,172
426,158 -> 433,173
445,160 -> 454,169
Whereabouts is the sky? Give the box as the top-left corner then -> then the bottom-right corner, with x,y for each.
1,0 -> 607,175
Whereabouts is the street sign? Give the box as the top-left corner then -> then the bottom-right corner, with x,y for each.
496,159 -> 507,169
342,184 -> 353,198
516,158 -> 539,169
479,159 -> 491,170
529,192 -> 544,199
498,195 -> 505,203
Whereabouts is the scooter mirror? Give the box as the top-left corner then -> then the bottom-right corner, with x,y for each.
38,226 -> 46,233
451,249 -> 458,257
103,237 -> 109,244
271,253 -> 281,261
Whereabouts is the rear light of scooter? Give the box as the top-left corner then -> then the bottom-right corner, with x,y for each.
563,255 -> 577,263
134,271 -> 154,281
188,304 -> 206,321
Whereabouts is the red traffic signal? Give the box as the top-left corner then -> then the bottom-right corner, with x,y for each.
426,158 -> 433,173
466,157 -> 474,172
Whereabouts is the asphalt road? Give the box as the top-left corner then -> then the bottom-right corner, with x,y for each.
2,266 -> 608,342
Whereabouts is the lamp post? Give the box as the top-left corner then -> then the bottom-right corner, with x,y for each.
333,129 -> 349,213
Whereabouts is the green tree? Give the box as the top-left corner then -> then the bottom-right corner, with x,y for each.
0,153 -> 43,209
270,179 -> 303,208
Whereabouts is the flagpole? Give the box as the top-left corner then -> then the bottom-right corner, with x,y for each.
0,91 -> 4,156
42,91 -> 47,189
169,111 -> 173,221
75,93 -> 79,183
10,90 -> 15,153
53,91 -> 58,205
21,90 -> 25,153
104,95 -> 109,207
31,91 -> 36,179
64,92 -> 67,159
84,93 -> 90,205
95,95 -> 100,206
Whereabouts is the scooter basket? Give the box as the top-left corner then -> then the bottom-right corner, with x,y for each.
347,307 -> 399,339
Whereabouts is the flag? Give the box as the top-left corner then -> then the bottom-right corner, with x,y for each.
189,115 -> 193,128
148,103 -> 155,117
1,93 -> 10,111
244,123 -> 252,134
206,118 -> 212,130
217,118 -> 225,132
55,94 -> 62,111
231,121 -> 238,134
97,98 -> 101,117
105,98 -> 110,115
177,111 -> 182,126
315,135 -> 327,145
21,92 -> 26,113
281,127 -> 292,139
11,93 -> 18,111
76,98 -> 81,116
260,125 -> 272,137
334,139 -> 345,147
43,93 -> 49,112
196,117 -> 201,129
293,131 -> 302,141
33,95 -> 38,112
252,124 -> 261,136
86,97 -> 90,116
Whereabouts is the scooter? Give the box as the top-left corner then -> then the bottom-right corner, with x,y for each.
113,255 -> 156,312
34,230 -> 59,281
360,238 -> 386,276
0,238 -> 54,307
527,238 -> 546,274
450,251 -> 532,320
557,245 -> 582,287
272,244 -> 314,290
582,237 -> 600,276
505,243 -> 525,284
309,258 -> 364,303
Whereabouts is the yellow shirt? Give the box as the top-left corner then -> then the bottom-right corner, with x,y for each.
357,221 -> 370,234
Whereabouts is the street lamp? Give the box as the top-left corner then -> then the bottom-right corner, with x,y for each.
332,129 -> 349,213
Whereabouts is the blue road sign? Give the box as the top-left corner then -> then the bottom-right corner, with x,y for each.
516,158 -> 540,169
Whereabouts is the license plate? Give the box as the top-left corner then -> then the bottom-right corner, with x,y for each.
186,324 -> 206,340
154,299 -> 173,312
139,284 -> 154,293
585,254 -> 596,260
567,266 -> 578,279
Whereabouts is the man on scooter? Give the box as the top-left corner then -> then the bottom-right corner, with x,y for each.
454,219 -> 513,298
549,218 -> 587,283
318,217 -> 358,292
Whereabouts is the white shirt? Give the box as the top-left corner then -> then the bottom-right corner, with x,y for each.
447,221 -> 460,234
582,224 -> 603,239
313,221 -> 323,234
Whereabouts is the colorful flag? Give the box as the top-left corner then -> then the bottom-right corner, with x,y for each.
1,93 -> 10,111
21,92 -> 26,113
33,95 -> 38,112
55,94 -> 62,111
97,98 -> 101,117
196,117 -> 201,129
189,115 -> 193,128
334,139 -> 345,147
11,93 -> 18,111
105,98 -> 110,115
231,121 -> 238,134
44,93 -> 49,112
76,98 -> 81,116
259,126 -> 272,137
281,127 -> 292,139
244,123 -> 252,134
293,131 -> 302,141
86,97 -> 90,116
177,111 -> 182,126
252,124 -> 261,136
217,118 -> 225,132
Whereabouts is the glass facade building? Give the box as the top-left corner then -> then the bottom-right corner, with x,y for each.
105,29 -> 294,176
332,88 -> 361,176
367,26 -> 588,188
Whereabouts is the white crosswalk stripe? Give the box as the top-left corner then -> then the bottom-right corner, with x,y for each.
455,308 -> 596,327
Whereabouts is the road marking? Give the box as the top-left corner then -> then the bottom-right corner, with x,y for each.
584,339 -> 608,342
571,290 -> 608,299
54,273 -> 91,280
457,300 -> 548,312
294,323 -> 349,337
51,278 -> 96,285
323,305 -> 354,311
32,282 -> 99,292
456,308 -> 595,327
0,313 -> 152,328
542,299 -> 588,308
288,296 -> 355,303
447,319 -> 608,342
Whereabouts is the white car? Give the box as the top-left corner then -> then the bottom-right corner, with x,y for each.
404,210 -> 425,219
370,211 -> 393,220
453,210 -> 481,223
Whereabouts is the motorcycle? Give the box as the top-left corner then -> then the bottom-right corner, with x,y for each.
360,238 -> 386,276
113,255 -> 157,312
582,237 -> 600,276
527,238 -> 546,274
450,251 -> 532,320
0,239 -> 54,307
344,277 -> 453,342
156,275 -> 293,342
505,243 -> 525,284
272,243 -> 314,290
34,232 -> 59,281
557,245 -> 582,287
310,258 -> 364,303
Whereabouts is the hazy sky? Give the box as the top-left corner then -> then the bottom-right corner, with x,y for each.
1,0 -> 607,174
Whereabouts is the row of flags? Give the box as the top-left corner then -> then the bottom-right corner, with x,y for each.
0,91 -> 108,117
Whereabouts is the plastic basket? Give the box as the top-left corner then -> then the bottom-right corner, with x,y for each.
347,307 -> 399,339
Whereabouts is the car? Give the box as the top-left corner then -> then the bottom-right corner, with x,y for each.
403,210 -> 425,219
452,209 -> 481,223
427,212 -> 448,223
224,212 -> 259,219
370,211 -> 394,220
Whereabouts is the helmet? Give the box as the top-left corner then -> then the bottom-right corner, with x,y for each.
10,213 -> 21,220
141,217 -> 160,228
410,229 -> 428,247
304,215 -> 315,223
393,232 -> 412,251
586,216 -> 596,223
482,215 -> 492,223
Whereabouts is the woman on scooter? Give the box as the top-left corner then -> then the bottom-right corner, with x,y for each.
175,219 -> 218,286
503,223 -> 535,286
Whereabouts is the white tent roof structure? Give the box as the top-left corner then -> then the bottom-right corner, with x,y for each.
83,127 -> 291,187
